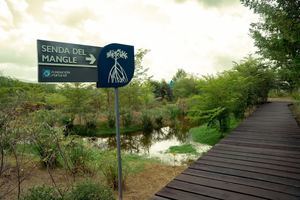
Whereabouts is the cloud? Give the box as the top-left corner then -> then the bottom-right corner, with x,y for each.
0,47 -> 35,66
174,0 -> 240,8
62,9 -> 97,28
25,0 -> 45,19
0,0 -> 257,82
198,0 -> 239,8
213,54 -> 236,72
4,0 -> 30,27
0,63 -> 36,82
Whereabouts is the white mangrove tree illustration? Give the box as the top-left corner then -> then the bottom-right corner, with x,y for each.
107,49 -> 128,84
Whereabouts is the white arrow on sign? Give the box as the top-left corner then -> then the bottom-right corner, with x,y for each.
86,54 -> 96,64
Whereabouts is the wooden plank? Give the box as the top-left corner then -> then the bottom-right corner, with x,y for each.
175,174 -> 299,200
189,163 -> 300,187
226,134 -> 300,142
205,151 -> 300,168
183,168 -> 300,197
219,140 -> 300,151
222,137 -> 300,146
214,144 -> 300,158
155,187 -> 217,200
208,149 -> 300,165
238,126 -> 299,130
196,159 -> 300,180
233,126 -> 300,131
151,196 -> 170,200
230,131 -> 300,138
233,127 -> 300,133
201,154 -> 300,172
167,180 -> 264,200
154,102 -> 300,199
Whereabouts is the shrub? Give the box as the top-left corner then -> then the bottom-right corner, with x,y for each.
107,113 -> 115,128
31,125 -> 61,168
21,185 -> 61,200
62,116 -> 73,136
154,115 -> 163,130
67,181 -> 114,200
166,104 -> 180,121
292,92 -> 300,101
141,112 -> 153,133
97,151 -> 127,190
28,110 -> 64,168
122,112 -> 132,127
63,137 -> 91,173
86,120 -> 97,130
70,125 -> 96,137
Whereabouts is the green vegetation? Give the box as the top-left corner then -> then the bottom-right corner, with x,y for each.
66,181 -> 114,200
241,0 -> 300,91
190,118 -> 240,146
291,103 -> 300,125
97,126 -> 142,136
21,183 -> 115,200
190,126 -> 221,146
0,56 -> 283,199
290,93 -> 300,125
187,57 -> 273,135
21,186 -> 61,200
168,144 -> 197,155
123,154 -> 159,174
1,3 -> 299,197
72,125 -> 142,137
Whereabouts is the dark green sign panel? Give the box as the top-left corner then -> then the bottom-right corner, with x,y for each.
37,40 -> 102,82
96,43 -> 134,88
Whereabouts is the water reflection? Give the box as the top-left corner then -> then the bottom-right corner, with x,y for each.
85,125 -> 211,165
101,127 -> 188,154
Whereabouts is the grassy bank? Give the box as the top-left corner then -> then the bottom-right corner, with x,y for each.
167,144 -> 197,155
190,118 -> 240,146
166,118 -> 241,154
190,126 -> 221,146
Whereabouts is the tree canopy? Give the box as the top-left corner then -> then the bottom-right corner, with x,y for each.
241,0 -> 300,89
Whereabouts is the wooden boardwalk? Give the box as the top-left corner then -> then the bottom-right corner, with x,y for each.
153,102 -> 300,200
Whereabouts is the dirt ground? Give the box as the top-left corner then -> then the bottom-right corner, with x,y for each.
1,161 -> 185,200
123,164 -> 185,200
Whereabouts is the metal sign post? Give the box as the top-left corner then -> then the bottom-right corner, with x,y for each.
97,43 -> 134,200
37,40 -> 134,200
114,88 -> 122,199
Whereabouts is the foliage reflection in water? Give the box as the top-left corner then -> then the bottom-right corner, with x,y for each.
84,126 -> 211,165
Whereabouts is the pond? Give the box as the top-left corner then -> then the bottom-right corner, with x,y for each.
84,126 -> 212,165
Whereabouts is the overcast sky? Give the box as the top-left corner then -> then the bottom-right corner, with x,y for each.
0,0 -> 258,82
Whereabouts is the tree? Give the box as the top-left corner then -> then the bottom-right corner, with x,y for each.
172,76 -> 199,99
172,69 -> 187,82
119,48 -> 154,111
61,83 -> 93,125
233,57 -> 275,106
119,82 -> 154,111
241,0 -> 300,89
188,57 -> 275,133
132,49 -> 152,83
150,80 -> 173,101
